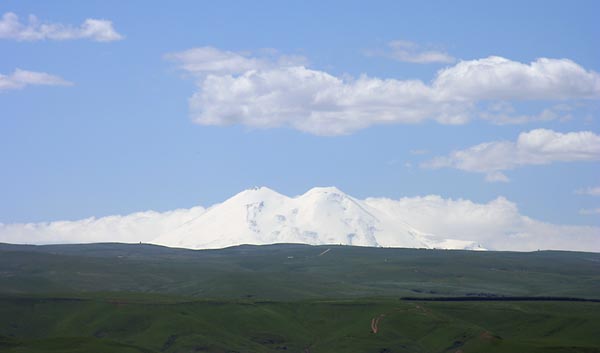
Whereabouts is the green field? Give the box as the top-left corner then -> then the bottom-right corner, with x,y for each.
1,243 -> 599,352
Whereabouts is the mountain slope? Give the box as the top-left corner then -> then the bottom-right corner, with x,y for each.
151,186 -> 482,250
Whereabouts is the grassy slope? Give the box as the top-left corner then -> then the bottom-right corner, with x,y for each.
0,297 -> 599,353
1,243 -> 599,299
1,243 -> 599,352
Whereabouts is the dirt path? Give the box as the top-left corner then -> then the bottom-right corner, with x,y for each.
370,307 -> 410,334
370,305 -> 433,335
370,314 -> 385,334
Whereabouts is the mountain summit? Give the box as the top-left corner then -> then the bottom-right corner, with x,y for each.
151,186 -> 483,250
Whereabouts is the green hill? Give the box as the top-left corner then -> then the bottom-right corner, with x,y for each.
1,243 -> 599,352
1,243 -> 599,299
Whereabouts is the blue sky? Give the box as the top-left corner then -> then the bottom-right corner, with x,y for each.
1,0 -> 599,230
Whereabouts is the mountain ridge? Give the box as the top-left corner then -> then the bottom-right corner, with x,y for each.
151,186 -> 484,250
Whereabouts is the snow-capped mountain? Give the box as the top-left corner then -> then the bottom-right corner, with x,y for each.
151,186 -> 483,250
3,186 -> 600,252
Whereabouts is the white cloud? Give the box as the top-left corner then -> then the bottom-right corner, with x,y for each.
365,195 -> 600,252
167,47 -> 600,135
189,66 -> 462,135
484,171 -> 510,183
165,47 -> 307,76
433,56 -> 600,101
0,68 -> 72,91
0,191 -> 597,252
165,47 -> 265,75
580,208 -> 600,215
0,12 -> 123,42
0,207 -> 205,245
575,186 -> 600,196
423,129 -> 600,181
371,39 -> 456,64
